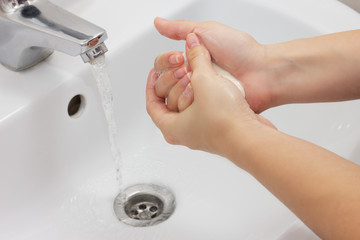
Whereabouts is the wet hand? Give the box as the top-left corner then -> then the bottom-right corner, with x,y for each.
153,51 -> 193,112
147,33 -> 273,154
154,18 -> 276,113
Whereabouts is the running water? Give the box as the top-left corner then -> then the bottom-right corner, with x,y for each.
90,55 -> 123,188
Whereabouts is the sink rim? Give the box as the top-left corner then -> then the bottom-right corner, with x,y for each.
1,0 -> 360,239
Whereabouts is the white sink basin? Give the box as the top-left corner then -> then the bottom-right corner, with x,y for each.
1,0 -> 360,239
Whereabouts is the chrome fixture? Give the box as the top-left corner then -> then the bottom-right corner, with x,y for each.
114,184 -> 176,227
0,0 -> 108,71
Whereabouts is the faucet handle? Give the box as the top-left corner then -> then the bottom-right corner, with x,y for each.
0,0 -> 35,13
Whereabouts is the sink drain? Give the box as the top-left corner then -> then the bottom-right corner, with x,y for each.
114,184 -> 176,227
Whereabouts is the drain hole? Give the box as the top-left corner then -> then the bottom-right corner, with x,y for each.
124,195 -> 164,221
138,204 -> 147,210
130,210 -> 139,218
68,94 -> 85,118
149,206 -> 158,212
114,184 -> 176,227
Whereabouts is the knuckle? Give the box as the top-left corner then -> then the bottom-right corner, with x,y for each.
154,51 -> 182,70
192,71 -> 207,81
154,52 -> 168,70
204,20 -> 218,26
154,73 -> 170,98
188,47 -> 205,61
154,83 -> 165,98
197,20 -> 218,30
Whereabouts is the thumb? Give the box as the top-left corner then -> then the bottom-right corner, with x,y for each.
186,33 -> 214,76
154,17 -> 198,40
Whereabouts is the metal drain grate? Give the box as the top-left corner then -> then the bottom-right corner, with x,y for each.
114,184 -> 175,227
125,194 -> 163,220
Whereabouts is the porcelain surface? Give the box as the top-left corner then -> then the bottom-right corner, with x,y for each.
1,0 -> 360,239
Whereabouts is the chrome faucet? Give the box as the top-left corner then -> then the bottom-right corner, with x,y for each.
0,0 -> 108,71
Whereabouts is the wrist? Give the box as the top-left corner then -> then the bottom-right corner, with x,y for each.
214,117 -> 274,171
261,42 -> 303,107
238,42 -> 299,113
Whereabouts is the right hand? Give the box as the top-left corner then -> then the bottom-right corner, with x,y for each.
147,33 -> 275,156
154,18 -> 276,113
148,33 -> 254,153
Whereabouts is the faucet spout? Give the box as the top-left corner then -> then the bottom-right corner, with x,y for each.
0,0 -> 108,71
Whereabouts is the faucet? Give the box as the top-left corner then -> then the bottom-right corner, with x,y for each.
0,0 -> 108,71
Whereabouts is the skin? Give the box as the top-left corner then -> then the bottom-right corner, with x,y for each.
146,18 -> 360,239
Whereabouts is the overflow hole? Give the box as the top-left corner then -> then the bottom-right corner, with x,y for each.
68,94 -> 85,118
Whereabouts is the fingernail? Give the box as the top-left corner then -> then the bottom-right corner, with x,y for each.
174,67 -> 188,79
169,54 -> 181,65
150,71 -> 159,87
187,33 -> 200,49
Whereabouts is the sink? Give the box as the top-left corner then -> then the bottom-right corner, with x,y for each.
1,0 -> 360,239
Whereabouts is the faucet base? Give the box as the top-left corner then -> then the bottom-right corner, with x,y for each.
0,49 -> 53,72
0,0 -> 108,71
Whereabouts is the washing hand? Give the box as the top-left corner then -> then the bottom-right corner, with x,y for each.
153,17 -> 276,113
147,33 -> 273,155
153,18 -> 360,113
147,18 -> 360,240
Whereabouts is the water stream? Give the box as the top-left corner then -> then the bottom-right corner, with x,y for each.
90,55 -> 123,189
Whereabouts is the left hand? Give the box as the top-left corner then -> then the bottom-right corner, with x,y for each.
146,33 -> 274,154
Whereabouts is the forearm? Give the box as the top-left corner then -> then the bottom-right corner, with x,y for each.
220,122 -> 360,240
265,30 -> 360,106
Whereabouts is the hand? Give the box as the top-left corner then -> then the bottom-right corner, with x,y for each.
147,26 -> 360,240
154,18 -> 276,113
147,33 -> 273,155
152,50 -> 193,112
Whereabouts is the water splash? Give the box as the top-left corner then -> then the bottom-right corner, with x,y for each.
90,55 -> 123,188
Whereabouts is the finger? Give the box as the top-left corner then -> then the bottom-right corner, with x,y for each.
146,69 -> 177,129
154,17 -> 199,40
186,33 -> 214,84
154,51 -> 184,72
178,82 -> 194,112
167,73 -> 192,112
155,66 -> 189,98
